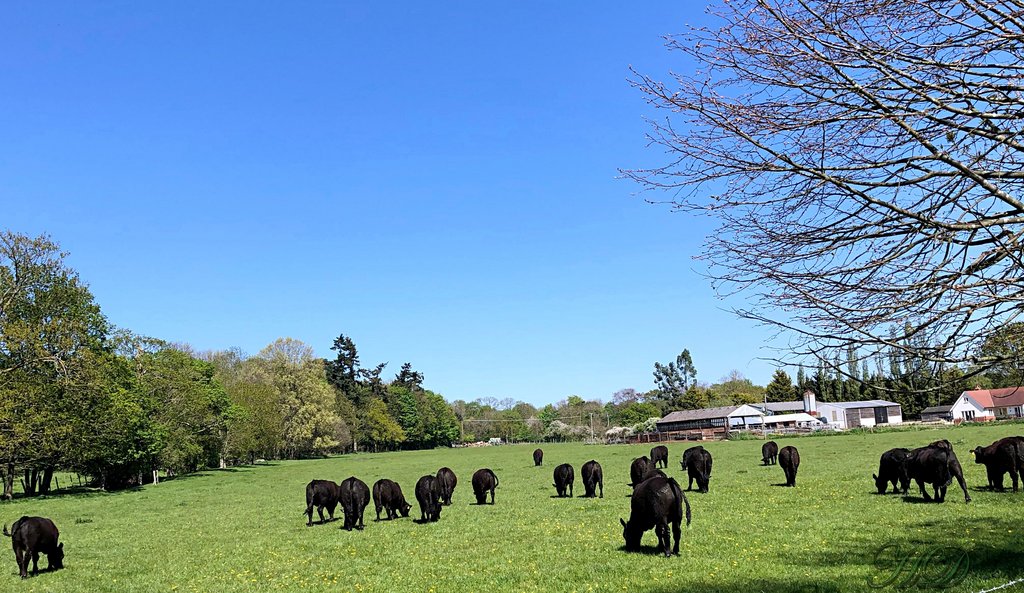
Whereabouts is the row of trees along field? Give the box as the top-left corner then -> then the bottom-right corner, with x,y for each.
3,229 -> 1021,497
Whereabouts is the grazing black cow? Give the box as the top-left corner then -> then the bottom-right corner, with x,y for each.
650,445 -> 669,469
873,448 -> 911,495
415,475 -> 442,522
3,517 -> 64,579
681,446 -> 713,493
629,456 -> 655,488
973,436 -> 1024,491
305,479 -> 341,526
906,440 -> 971,503
436,467 -> 458,506
762,441 -> 779,465
620,475 -> 691,558
534,448 -> 544,466
339,477 -> 370,531
581,460 -> 604,498
553,463 -> 575,497
372,479 -> 412,521
779,446 -> 800,487
471,468 -> 500,504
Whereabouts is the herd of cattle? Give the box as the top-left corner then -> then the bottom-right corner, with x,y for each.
4,434 -> 1024,577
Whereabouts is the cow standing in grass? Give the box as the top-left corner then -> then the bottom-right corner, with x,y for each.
874,448 -> 911,495
620,475 -> 691,557
415,475 -> 442,522
906,440 -> 971,503
471,469 -> 499,505
553,463 -> 574,497
305,479 -> 341,526
339,477 -> 370,530
3,517 -> 64,579
629,456 -> 655,488
650,445 -> 669,469
372,479 -> 412,521
762,441 -> 779,465
972,436 -> 1024,492
436,467 -> 458,505
533,448 -> 543,466
681,446 -> 713,493
779,446 -> 800,487
581,460 -> 604,498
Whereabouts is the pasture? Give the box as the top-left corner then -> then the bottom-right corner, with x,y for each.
3,424 -> 1024,593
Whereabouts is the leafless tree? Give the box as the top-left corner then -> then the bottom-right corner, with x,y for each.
625,0 -> 1024,387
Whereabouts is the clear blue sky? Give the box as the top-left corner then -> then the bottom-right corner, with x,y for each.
1,2 -> 777,406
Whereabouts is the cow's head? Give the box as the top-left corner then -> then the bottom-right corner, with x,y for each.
50,542 -> 64,569
620,518 -> 642,552
873,473 -> 887,494
400,502 -> 412,518
971,446 -> 985,462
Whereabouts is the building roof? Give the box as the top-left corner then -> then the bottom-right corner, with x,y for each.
920,405 -> 952,414
658,406 -> 739,424
816,399 -> 901,409
750,401 -> 806,413
962,387 -> 1024,409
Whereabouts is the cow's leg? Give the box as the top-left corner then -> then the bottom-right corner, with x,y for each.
598,481 -> 603,499
305,503 -> 314,526
917,479 -> 931,500
31,551 -> 39,575
1011,467 -> 1019,492
357,506 -> 365,530
317,506 -> 326,524
671,518 -> 682,555
569,482 -> 573,497
16,548 -> 27,579
656,521 -> 671,557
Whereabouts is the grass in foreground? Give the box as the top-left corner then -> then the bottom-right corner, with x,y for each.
2,424 -> 1023,592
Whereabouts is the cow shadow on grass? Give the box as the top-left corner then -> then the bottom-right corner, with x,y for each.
642,579 -> 840,593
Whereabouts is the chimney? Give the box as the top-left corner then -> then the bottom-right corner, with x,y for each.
803,389 -> 817,416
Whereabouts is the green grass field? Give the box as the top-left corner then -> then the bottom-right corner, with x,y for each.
3,424 -> 1024,593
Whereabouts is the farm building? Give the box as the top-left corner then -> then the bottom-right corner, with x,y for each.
950,387 -> 1024,421
920,405 -> 953,422
815,400 -> 903,429
655,404 -> 766,439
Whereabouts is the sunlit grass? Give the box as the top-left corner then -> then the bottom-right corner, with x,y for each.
2,424 -> 1023,592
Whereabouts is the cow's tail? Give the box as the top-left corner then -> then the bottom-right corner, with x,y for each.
489,469 -> 499,488
2,524 -> 9,537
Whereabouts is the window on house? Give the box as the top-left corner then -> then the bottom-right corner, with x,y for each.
965,410 -> 975,421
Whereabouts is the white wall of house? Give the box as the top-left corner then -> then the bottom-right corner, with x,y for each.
950,394 -> 992,421
817,404 -> 847,429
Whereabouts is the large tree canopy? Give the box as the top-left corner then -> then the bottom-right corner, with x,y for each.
627,0 -> 1024,388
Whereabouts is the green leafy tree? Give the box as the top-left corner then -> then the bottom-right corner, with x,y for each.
362,397 -> 405,451
764,369 -> 794,403
977,323 -> 1024,388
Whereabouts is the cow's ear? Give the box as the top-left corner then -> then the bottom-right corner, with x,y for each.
620,518 -> 627,528
58,543 -> 63,549
872,474 -> 877,480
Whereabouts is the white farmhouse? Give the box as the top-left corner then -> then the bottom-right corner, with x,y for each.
949,387 -> 1024,421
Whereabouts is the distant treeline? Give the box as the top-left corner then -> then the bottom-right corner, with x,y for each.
2,231 -> 1020,497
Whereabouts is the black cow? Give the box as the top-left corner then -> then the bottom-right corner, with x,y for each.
372,479 -> 411,521
972,436 -> 1024,492
305,479 -> 341,526
681,446 -> 713,493
620,475 -> 691,557
3,517 -> 64,579
779,446 -> 800,487
436,467 -> 458,506
339,477 -> 370,531
534,448 -> 543,466
873,448 -> 911,494
762,441 -> 779,465
471,468 -> 500,505
415,475 -> 442,522
629,456 -> 655,488
650,445 -> 669,469
553,463 -> 574,497
906,440 -> 971,503
581,460 -> 604,498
